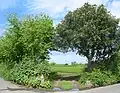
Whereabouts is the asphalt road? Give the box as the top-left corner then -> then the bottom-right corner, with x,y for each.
0,78 -> 120,93
58,84 -> 120,93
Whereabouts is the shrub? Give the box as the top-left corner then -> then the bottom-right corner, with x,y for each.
65,63 -> 68,65
79,69 -> 118,87
50,62 -> 56,66
10,57 -> 52,88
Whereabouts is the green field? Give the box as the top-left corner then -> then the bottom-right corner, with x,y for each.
51,64 -> 85,73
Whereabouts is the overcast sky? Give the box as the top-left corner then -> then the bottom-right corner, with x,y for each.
0,0 -> 120,64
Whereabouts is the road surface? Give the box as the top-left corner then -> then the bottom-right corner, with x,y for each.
0,78 -> 120,93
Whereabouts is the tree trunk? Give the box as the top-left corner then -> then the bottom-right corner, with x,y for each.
87,59 -> 92,72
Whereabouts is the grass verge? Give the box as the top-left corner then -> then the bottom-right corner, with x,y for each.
59,80 -> 73,90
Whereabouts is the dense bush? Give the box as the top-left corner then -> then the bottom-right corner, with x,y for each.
10,57 -> 52,88
0,14 -> 55,89
79,69 -> 118,87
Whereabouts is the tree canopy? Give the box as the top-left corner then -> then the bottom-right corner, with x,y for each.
0,14 -> 55,66
55,3 -> 120,71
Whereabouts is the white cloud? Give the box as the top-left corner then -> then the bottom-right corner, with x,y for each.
111,0 -> 120,8
25,0 -> 105,19
0,0 -> 17,11
25,0 -> 108,25
107,0 -> 120,18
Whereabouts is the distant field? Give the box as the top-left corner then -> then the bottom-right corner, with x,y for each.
51,64 -> 85,73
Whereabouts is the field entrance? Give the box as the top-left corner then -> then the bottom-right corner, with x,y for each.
51,64 -> 85,90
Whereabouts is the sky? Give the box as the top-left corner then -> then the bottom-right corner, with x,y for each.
0,0 -> 120,64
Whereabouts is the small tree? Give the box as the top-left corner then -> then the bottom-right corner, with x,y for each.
65,63 -> 69,65
71,61 -> 77,65
55,3 -> 120,72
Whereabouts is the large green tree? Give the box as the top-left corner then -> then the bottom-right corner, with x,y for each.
55,3 -> 120,71
0,14 -> 55,66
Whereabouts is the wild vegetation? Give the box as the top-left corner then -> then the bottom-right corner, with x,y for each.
0,14 -> 55,89
0,3 -> 120,90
